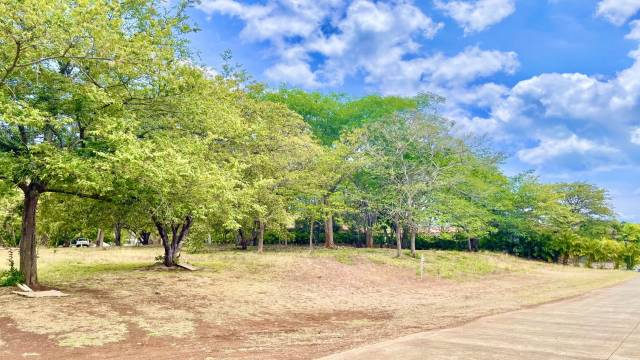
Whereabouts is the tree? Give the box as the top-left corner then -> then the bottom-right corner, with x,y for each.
549,231 -> 584,265
487,174 -> 578,259
227,88 -> 320,253
354,97 -> 468,257
435,152 -> 509,252
0,0 -> 194,286
266,89 -> 416,248
618,223 -> 640,269
344,170 -> 385,248
556,183 -> 613,219
110,65 -> 251,267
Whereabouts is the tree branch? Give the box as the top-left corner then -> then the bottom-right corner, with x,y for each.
15,55 -> 115,68
0,39 -> 21,86
45,187 -> 109,201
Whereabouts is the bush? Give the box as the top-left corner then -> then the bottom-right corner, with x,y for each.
0,268 -> 24,287
622,243 -> 640,270
1,247 -> 24,286
600,239 -> 623,269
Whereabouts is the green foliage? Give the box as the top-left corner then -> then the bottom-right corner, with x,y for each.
0,186 -> 20,246
1,248 -> 24,286
265,88 -> 416,146
352,98 -> 467,232
0,268 -> 24,287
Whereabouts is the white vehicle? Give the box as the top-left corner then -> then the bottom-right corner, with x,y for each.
70,238 -> 91,248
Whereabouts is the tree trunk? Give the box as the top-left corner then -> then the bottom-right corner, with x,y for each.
252,221 -> 259,247
257,219 -> 265,253
410,226 -> 416,257
114,223 -> 122,246
309,218 -> 314,250
140,231 -> 151,245
238,229 -> 248,250
163,241 -> 175,267
324,215 -> 334,248
395,222 -> 403,258
365,227 -> 374,248
471,238 -> 479,252
154,216 -> 193,267
467,237 -> 472,252
19,184 -> 41,288
96,228 -> 104,247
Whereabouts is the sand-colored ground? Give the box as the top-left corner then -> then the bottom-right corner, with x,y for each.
323,277 -> 640,360
0,246 -> 636,359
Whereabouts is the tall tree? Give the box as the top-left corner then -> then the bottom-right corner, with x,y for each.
113,65 -> 250,267
354,97 -> 468,257
266,89 -> 416,247
0,0 -> 193,286
437,154 -> 509,251
229,89 -> 320,253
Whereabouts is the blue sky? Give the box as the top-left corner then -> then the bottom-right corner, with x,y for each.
185,0 -> 640,221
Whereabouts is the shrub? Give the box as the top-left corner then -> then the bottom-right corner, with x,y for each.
622,242 -> 640,270
0,268 -> 24,287
0,248 -> 24,286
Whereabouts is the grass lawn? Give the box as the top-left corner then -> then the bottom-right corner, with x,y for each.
0,246 -> 636,359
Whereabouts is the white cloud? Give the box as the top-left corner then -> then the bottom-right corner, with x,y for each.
626,19 -> 640,39
596,0 -> 640,25
307,0 -> 444,86
517,134 -> 619,165
368,46 -> 518,95
198,0 -> 338,41
264,60 -> 321,88
492,73 -> 620,124
631,128 -> 640,144
198,0 -> 443,88
197,0 -> 516,94
489,21 -> 640,129
422,47 -> 518,85
435,0 -> 515,34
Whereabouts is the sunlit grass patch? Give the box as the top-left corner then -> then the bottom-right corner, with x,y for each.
363,249 -> 535,280
42,262 -> 148,284
189,251 -> 282,275
310,248 -> 357,265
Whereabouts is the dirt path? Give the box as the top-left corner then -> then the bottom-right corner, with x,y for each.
322,277 -> 640,360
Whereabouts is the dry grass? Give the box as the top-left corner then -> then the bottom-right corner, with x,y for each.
0,246 -> 636,359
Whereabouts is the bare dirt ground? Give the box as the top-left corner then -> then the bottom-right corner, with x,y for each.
0,247 -> 636,360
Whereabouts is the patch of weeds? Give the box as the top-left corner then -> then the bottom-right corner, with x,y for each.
422,251 -> 512,280
365,251 -> 418,269
333,250 -> 355,265
1,268 -> 24,286
42,262 -> 147,283
311,248 -> 356,265
192,252 -> 273,274
0,248 -> 24,286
